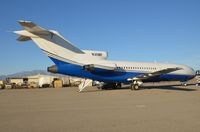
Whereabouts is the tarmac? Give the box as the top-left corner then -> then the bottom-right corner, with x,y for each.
0,84 -> 200,132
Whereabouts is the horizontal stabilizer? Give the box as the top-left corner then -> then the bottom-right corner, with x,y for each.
18,20 -> 50,35
17,35 -> 31,41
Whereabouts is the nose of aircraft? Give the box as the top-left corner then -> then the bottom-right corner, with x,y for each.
184,66 -> 196,79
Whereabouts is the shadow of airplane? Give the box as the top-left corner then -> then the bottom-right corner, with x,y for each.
80,83 -> 198,93
142,85 -> 197,91
98,84 -> 198,92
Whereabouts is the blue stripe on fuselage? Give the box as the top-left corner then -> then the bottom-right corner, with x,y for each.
48,56 -> 194,83
49,56 -> 70,65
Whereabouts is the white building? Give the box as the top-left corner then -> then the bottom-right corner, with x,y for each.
8,74 -> 93,88
8,75 -> 70,88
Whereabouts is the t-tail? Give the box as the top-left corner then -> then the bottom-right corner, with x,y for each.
14,20 -> 85,67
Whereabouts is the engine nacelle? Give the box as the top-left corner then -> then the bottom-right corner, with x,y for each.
83,64 -> 95,71
47,65 -> 58,73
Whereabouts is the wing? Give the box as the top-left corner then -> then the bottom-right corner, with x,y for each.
127,67 -> 182,81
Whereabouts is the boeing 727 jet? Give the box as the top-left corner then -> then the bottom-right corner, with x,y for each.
14,21 -> 196,92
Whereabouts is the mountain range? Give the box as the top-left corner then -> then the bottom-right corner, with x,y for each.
0,70 -> 64,80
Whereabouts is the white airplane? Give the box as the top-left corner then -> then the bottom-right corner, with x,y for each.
14,21 -> 196,92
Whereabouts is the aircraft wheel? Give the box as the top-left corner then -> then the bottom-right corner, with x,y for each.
131,84 -> 139,90
181,83 -> 187,86
116,83 -> 122,88
134,84 -> 139,90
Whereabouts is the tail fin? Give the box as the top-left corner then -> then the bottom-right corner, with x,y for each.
14,20 -> 85,65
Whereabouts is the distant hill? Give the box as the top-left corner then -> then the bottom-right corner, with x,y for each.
0,70 -> 65,80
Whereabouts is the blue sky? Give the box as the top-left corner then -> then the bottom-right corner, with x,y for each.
0,0 -> 200,75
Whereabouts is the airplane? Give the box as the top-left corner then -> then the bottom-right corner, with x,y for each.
14,20 -> 196,92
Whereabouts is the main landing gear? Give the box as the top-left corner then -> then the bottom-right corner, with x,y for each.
98,82 -> 122,90
130,84 -> 139,90
130,81 -> 143,90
